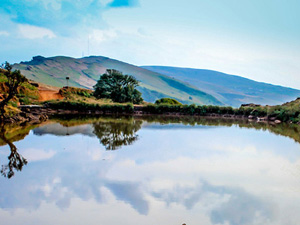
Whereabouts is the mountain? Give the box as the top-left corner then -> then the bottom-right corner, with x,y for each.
13,56 -> 222,105
142,66 -> 300,107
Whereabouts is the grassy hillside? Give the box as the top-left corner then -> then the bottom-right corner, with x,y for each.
142,66 -> 300,107
13,56 -> 222,105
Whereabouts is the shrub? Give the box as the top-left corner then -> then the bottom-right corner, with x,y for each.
155,98 -> 182,105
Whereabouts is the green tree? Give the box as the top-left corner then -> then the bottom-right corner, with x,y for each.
93,69 -> 143,104
0,62 -> 27,119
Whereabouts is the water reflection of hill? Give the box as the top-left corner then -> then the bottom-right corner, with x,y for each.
1,116 -> 300,179
2,115 -> 300,152
34,116 -> 143,150
34,123 -> 95,137
140,116 -> 300,144
33,116 -> 300,146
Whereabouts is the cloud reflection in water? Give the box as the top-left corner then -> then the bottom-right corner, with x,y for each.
1,116 -> 300,225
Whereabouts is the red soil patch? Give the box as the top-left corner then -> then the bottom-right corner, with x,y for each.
36,82 -> 64,101
38,89 -> 64,101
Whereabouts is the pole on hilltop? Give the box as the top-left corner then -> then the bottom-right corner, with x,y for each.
66,77 -> 70,88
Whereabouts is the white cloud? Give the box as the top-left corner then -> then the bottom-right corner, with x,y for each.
102,0 -> 114,5
87,148 -> 103,161
0,31 -> 9,36
40,0 -> 62,10
18,24 -> 56,39
90,29 -> 117,43
23,148 -> 56,161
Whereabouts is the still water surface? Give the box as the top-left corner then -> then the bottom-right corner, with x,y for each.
0,116 -> 300,225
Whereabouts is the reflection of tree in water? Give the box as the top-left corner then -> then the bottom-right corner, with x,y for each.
0,125 -> 27,178
93,118 -> 142,150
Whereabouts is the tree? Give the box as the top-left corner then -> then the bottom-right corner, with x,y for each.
0,62 -> 27,118
93,69 -> 143,104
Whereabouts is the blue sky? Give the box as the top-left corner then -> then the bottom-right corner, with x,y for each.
0,0 -> 300,88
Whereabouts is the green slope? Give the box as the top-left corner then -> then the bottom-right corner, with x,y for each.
142,66 -> 300,107
13,56 -> 222,105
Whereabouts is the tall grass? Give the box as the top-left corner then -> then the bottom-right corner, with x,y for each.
141,103 -> 300,123
45,100 -> 134,114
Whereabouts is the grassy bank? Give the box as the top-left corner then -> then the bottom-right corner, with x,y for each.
42,99 -> 300,124
140,101 -> 300,123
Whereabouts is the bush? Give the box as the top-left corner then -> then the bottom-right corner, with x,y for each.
19,97 -> 31,105
155,98 -> 182,105
59,87 -> 93,98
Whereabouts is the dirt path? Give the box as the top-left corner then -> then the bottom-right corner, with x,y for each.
38,90 -> 64,101
37,83 -> 64,101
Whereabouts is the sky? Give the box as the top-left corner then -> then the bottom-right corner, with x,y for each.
0,0 -> 300,89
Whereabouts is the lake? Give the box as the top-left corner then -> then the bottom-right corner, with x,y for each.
0,116 -> 300,225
